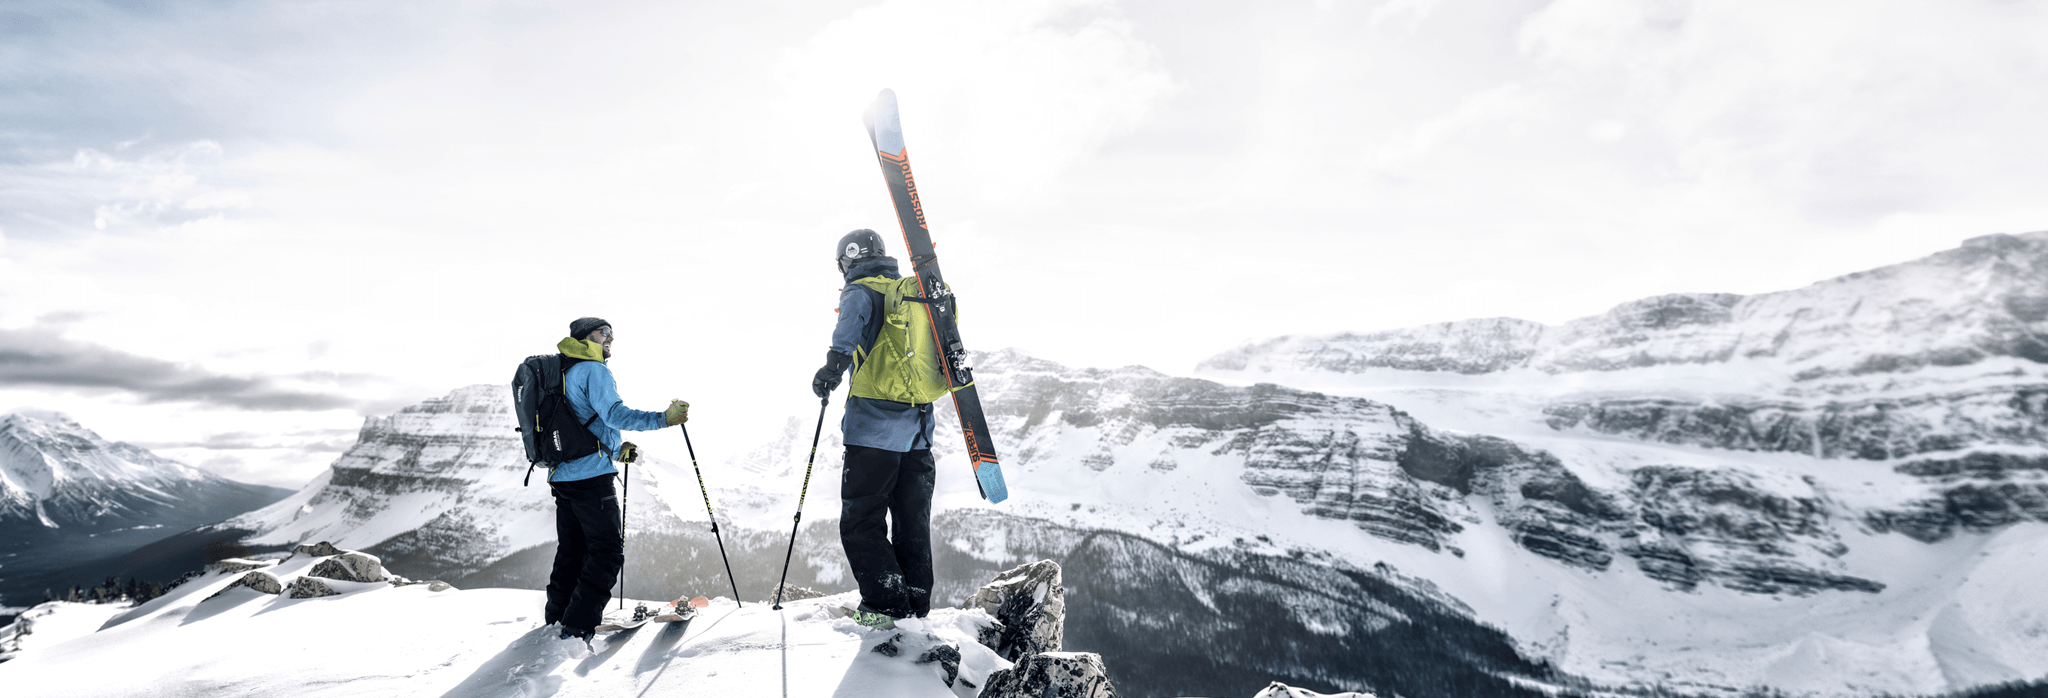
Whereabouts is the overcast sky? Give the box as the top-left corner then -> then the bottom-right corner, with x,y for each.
4,0 -> 2046,487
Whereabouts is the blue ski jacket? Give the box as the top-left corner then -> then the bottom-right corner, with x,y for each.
552,339 -> 669,483
831,257 -> 939,453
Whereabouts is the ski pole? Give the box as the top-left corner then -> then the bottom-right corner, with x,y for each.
681,423 -> 744,607
772,397 -> 830,610
618,456 -> 630,610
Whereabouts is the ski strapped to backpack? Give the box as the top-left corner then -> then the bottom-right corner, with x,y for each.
861,88 -> 1008,503
511,353 -> 611,486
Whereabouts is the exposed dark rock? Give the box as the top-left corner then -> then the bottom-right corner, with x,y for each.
917,642 -> 962,687
1542,390 -> 2047,461
1895,452 -> 2048,480
286,576 -> 340,599
960,560 -> 1066,662
309,552 -> 387,583
204,570 -> 282,600
764,582 -> 826,604
1722,564 -> 1884,595
1506,522 -> 1613,571
870,632 -> 903,657
1621,544 -> 1703,590
980,652 -> 1119,698
1867,482 -> 2048,543
291,541 -> 346,558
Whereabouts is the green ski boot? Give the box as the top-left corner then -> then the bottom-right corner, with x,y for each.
849,604 -> 899,630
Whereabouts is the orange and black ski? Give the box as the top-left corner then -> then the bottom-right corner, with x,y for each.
861,89 -> 1008,503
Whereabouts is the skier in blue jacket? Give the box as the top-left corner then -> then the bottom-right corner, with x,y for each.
545,316 -> 688,643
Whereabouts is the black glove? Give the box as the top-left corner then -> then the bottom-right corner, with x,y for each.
813,350 -> 852,398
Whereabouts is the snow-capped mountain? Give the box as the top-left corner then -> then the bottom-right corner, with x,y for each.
0,411 -> 289,606
1195,233 -> 2048,696
80,232 -> 2045,697
193,385 -> 706,580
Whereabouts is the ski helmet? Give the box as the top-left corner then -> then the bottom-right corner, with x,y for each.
836,229 -> 887,272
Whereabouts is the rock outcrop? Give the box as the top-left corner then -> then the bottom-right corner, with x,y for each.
981,652 -> 1118,698
308,552 -> 387,583
961,560 -> 1067,662
963,560 -> 1121,698
204,570 -> 283,600
975,351 -> 1882,595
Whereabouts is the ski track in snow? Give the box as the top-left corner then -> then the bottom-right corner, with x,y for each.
0,560 -> 1008,698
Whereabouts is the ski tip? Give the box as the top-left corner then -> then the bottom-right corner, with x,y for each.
868,89 -> 905,156
976,461 -> 1008,503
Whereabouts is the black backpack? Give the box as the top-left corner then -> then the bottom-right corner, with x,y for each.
511,353 -> 606,486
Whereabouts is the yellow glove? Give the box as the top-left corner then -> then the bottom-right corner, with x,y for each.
618,442 -> 640,464
664,399 -> 690,426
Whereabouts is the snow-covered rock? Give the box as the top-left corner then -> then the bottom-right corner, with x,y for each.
980,651 -> 1117,698
204,570 -> 282,600
289,541 -> 346,558
307,551 -> 386,583
202,558 -> 271,575
285,576 -> 338,599
1253,682 -> 1377,698
961,560 -> 1067,662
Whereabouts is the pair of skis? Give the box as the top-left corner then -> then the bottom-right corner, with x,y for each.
595,596 -> 711,634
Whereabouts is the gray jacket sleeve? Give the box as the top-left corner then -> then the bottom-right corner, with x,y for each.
830,285 -> 873,358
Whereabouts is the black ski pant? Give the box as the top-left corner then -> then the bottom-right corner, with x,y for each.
544,475 -> 623,632
840,445 -> 935,618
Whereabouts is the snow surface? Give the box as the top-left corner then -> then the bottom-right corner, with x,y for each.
0,601 -> 130,663
0,553 -> 1016,698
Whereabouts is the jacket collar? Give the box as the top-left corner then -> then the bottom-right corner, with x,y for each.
844,256 -> 901,283
557,337 -> 606,362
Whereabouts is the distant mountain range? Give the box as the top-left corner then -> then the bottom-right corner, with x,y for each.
15,232 -> 2048,698
0,412 -> 289,606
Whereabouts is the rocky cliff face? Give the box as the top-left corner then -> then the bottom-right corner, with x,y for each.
204,385 -> 688,581
1190,233 -> 2048,695
969,351 -> 1884,596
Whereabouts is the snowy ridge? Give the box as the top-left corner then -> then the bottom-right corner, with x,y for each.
0,554 -> 1016,698
1204,231 -> 2048,380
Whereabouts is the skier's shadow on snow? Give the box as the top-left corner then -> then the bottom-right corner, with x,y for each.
437,626 -> 581,698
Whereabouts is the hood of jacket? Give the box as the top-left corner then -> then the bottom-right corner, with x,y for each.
557,337 -> 607,362
844,256 -> 902,283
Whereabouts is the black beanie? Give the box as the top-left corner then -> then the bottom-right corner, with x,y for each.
569,317 -> 611,340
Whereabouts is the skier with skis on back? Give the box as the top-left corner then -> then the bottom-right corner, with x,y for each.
812,229 -> 954,630
544,317 -> 689,644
